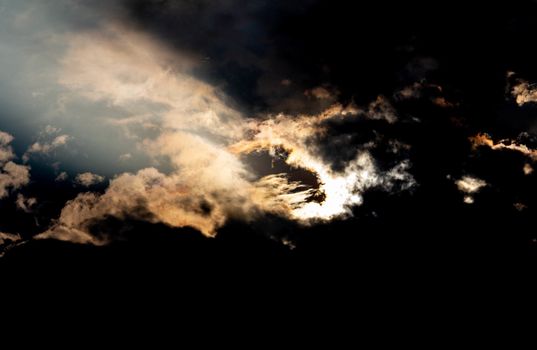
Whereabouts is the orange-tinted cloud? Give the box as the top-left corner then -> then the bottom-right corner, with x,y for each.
470,133 -> 537,161
510,78 -> 537,106
38,23 -> 415,245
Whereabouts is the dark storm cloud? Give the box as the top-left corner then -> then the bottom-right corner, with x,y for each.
128,1 -> 381,112
119,1 -> 450,114
121,0 -> 325,114
118,1 -> 537,119
124,0 -> 535,111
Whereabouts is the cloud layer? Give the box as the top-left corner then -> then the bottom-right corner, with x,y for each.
2,0 -> 537,260
32,21 -> 415,244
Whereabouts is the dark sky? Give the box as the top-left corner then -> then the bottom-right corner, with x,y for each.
1,0 -> 537,293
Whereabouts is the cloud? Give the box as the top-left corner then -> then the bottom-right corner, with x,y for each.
455,176 -> 487,204
0,130 -> 30,199
431,97 -> 454,108
514,202 -> 527,211
34,25 -> 257,242
0,162 -> 31,199
29,134 -> 71,153
230,104 -> 414,221
16,194 -> 37,213
75,172 -> 105,187
0,232 -> 22,258
36,222 -> 104,246
3,0 -> 537,262
43,125 -> 61,135
23,133 -> 72,162
365,96 -> 398,123
119,153 -> 132,161
304,86 -> 335,100
470,133 -> 537,161
0,232 -> 21,245
394,83 -> 423,101
0,131 -> 15,163
36,22 -> 415,245
39,168 -> 229,242
523,163 -> 533,175
59,24 -> 246,139
394,82 -> 455,108
456,176 -> 487,193
55,171 -> 68,182
510,76 -> 537,106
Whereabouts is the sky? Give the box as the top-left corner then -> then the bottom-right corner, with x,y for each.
1,0 -> 536,282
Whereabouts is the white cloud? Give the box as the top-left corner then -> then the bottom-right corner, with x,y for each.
456,176 -> 487,193
463,196 -> 474,204
75,172 -> 105,187
23,133 -> 72,162
456,176 -> 487,204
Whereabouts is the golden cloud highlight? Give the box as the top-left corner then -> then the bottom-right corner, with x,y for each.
39,24 -> 414,244
230,105 -> 414,221
470,133 -> 537,161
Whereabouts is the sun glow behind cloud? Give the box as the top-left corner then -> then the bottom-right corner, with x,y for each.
230,105 -> 415,222
0,2 -> 421,246
30,21 -> 417,244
